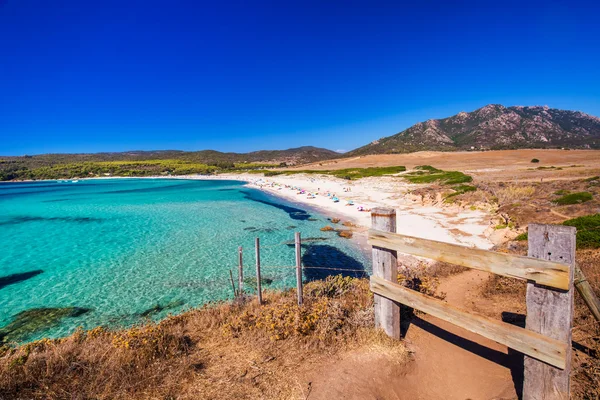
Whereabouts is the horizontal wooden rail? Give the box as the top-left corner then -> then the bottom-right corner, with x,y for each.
370,276 -> 568,369
368,229 -> 570,290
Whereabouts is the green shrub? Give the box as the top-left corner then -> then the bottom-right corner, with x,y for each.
553,192 -> 593,205
404,166 -> 472,185
531,158 -> 540,163
516,214 -> 600,248
553,190 -> 571,196
514,232 -> 528,241
563,214 -> 600,249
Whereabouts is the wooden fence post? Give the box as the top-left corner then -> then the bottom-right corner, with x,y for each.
295,232 -> 303,306
524,224 -> 576,400
255,237 -> 263,305
238,246 -> 244,294
371,208 -> 400,340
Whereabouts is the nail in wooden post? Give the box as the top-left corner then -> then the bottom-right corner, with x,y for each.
255,237 -> 263,305
524,224 -> 575,400
371,207 -> 400,340
295,232 -> 303,306
238,246 -> 243,295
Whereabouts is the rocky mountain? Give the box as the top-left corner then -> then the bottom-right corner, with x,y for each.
348,105 -> 600,155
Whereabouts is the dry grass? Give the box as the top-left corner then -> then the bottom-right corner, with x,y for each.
0,276 -> 404,400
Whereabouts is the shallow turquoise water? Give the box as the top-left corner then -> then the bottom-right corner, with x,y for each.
0,179 -> 370,343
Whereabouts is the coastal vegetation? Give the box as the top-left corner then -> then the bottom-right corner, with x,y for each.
553,191 -> 593,205
0,276 -> 405,399
0,160 -> 281,181
512,214 -> 600,249
255,165 -> 407,180
403,165 -> 473,185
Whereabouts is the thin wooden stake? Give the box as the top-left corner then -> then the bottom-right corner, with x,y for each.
255,237 -> 263,305
295,232 -> 303,306
371,208 -> 400,340
575,263 -> 600,323
238,246 -> 243,295
229,270 -> 237,298
524,224 -> 575,400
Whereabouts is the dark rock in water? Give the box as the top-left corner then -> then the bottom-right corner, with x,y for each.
240,220 -> 247,223
244,227 -> 278,233
283,237 -> 330,247
240,190 -> 312,221
0,216 -> 104,227
0,270 -> 43,290
243,277 -> 274,290
139,300 -> 185,318
286,225 -> 297,230
0,307 -> 92,344
307,218 -> 318,222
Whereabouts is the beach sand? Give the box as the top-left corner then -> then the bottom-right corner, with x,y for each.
211,173 -> 496,250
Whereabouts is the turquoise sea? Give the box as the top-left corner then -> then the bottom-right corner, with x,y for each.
0,178 -> 370,343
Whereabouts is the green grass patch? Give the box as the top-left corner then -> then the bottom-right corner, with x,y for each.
253,166 -> 407,180
553,192 -> 593,205
514,214 -> 600,248
531,158 -> 540,163
553,190 -> 571,196
514,232 -> 528,241
444,184 -> 477,202
404,166 -> 473,185
563,214 -> 600,249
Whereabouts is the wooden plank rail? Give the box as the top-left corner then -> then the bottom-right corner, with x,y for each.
370,276 -> 568,370
368,229 -> 570,290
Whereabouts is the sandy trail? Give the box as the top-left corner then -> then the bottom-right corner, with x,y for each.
303,270 -> 520,400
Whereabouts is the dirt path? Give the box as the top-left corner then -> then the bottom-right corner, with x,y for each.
304,270 -> 521,399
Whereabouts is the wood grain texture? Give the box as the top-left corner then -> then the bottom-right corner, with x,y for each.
524,224 -> 575,400
368,229 -> 570,290
575,264 -> 600,322
370,276 -> 568,369
371,208 -> 400,340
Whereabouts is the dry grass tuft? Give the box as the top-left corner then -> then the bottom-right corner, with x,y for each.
494,185 -> 536,204
0,276 -> 399,400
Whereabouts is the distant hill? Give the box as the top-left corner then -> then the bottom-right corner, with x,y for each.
1,146 -> 338,168
348,105 -> 600,155
0,146 -> 339,181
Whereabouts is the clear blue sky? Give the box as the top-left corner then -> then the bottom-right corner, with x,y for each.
1,0 -> 599,155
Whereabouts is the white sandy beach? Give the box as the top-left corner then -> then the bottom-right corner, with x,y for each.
208,173 -> 497,250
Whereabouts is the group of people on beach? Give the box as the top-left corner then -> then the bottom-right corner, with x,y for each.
251,178 -> 370,212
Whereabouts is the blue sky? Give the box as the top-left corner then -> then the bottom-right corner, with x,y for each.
1,0 -> 599,155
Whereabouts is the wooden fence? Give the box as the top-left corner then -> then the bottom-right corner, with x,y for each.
369,207 -> 575,400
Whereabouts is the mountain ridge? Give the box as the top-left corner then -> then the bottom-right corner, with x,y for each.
348,105 -> 600,155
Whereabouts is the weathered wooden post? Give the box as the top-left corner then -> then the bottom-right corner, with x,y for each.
255,237 -> 263,305
295,232 -> 303,306
524,224 -> 576,400
238,246 -> 243,294
371,208 -> 400,339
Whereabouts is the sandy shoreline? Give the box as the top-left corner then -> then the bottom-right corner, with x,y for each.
6,173 -> 498,250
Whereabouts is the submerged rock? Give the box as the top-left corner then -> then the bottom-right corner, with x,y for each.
0,270 -> 43,290
282,237 -> 330,247
243,277 -> 274,290
139,300 -> 185,317
0,307 -> 92,344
